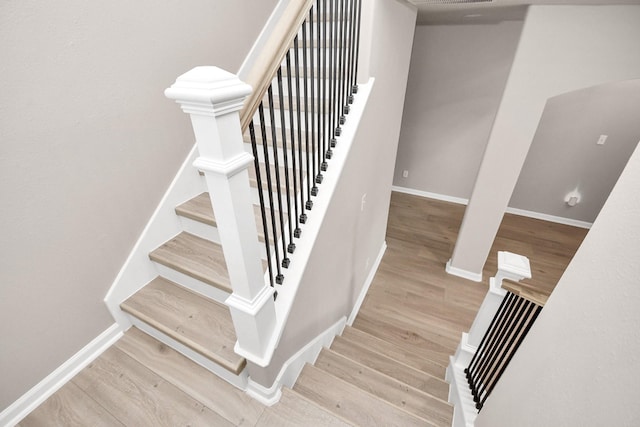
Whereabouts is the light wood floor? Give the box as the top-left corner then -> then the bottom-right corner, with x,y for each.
19,192 -> 586,426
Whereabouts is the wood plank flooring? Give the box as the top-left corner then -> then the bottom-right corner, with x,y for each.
19,192 -> 585,426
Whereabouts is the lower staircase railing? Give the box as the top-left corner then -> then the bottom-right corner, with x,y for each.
164,0 -> 363,368
447,251 -> 548,427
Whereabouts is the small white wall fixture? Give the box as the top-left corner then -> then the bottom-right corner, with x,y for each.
447,251 -> 532,427
165,66 -> 277,365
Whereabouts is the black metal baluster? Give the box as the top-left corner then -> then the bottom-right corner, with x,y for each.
345,0 -> 356,109
352,0 -> 362,95
479,304 -> 542,411
334,0 -> 344,137
267,87 -> 290,270
329,0 -> 338,150
258,103 -> 284,285
309,10 -> 319,196
249,122 -> 275,291
276,68 -> 296,255
285,52 -> 302,238
293,36 -> 308,223
321,0 -> 329,171
338,0 -> 348,125
315,2 -> 324,182
302,21 -> 313,209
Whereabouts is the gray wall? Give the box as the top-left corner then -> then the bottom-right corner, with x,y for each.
510,80 -> 640,222
476,141 -> 640,427
0,0 -> 277,410
249,0 -> 418,387
393,15 -> 524,199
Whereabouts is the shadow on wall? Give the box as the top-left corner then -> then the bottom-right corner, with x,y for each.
509,79 -> 640,223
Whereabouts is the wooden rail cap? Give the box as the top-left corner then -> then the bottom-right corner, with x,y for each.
502,279 -> 549,307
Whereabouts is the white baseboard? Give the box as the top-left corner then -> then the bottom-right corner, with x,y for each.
246,316 -> 347,406
447,356 -> 478,427
0,324 -> 123,427
391,186 -> 593,229
348,241 -> 387,326
446,259 -> 483,282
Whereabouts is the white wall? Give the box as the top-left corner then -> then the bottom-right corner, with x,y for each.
248,0 -> 418,387
0,0 -> 277,411
394,17 -> 524,199
510,80 -> 640,223
476,141 -> 640,427
450,5 -> 640,277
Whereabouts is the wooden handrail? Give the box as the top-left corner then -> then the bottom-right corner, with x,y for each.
502,279 -> 549,307
240,0 -> 314,133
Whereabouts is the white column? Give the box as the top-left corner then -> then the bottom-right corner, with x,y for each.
165,66 -> 276,363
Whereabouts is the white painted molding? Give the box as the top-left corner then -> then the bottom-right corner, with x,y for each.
246,317 -> 347,406
348,241 -> 387,326
446,258 -> 483,282
447,356 -> 478,427
0,324 -> 123,427
193,152 -> 254,179
391,186 -> 592,229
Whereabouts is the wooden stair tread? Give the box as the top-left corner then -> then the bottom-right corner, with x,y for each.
115,327 -> 262,425
342,325 -> 449,380
120,277 -> 245,374
257,388 -> 353,426
72,346 -> 234,426
293,364 -> 429,427
175,192 -> 279,242
330,336 -> 448,399
149,232 -> 231,293
315,349 -> 452,426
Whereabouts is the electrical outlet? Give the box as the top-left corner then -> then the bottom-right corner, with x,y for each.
597,135 -> 608,145
402,170 -> 409,178
361,193 -> 367,212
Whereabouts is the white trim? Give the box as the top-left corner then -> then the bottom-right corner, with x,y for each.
504,206 -> 592,229
193,152 -> 254,179
447,356 -> 478,427
348,241 -> 387,326
391,186 -> 593,229
245,317 -> 347,406
0,324 -> 123,427
446,259 -> 483,282
391,185 -> 469,205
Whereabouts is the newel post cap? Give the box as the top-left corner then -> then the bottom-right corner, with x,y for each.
165,66 -> 252,114
497,251 -> 532,279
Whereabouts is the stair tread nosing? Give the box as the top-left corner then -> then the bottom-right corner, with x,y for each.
342,325 -> 448,379
120,277 -> 245,375
330,335 -> 449,400
175,192 -> 279,243
149,232 -> 231,293
315,348 -> 453,427
257,388 -> 353,426
293,364 -> 430,427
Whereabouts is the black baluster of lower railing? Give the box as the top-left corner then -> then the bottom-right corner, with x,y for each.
258,103 -> 284,285
302,22 -> 313,210
315,2 -> 324,181
465,291 -> 511,386
329,0 -> 338,150
285,52 -> 302,238
467,292 -> 517,401
321,0 -> 329,171
267,86 -> 290,269
477,299 -> 537,410
276,68 -> 296,255
309,10 -> 320,195
352,0 -> 362,95
474,295 -> 526,405
293,36 -> 308,223
249,122 -> 275,292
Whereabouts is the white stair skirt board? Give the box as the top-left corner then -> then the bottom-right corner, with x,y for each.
391,186 -> 593,229
0,324 -> 123,427
128,318 -> 248,390
104,145 -> 206,326
246,317 -> 347,406
446,259 -> 483,283
347,241 -> 387,326
446,356 -> 478,427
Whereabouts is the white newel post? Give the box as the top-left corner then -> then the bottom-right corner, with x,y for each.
165,66 -> 276,364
